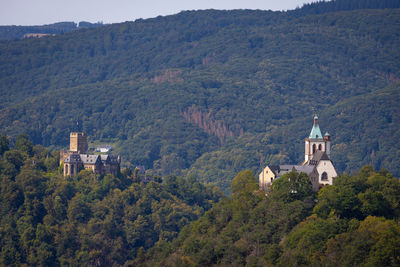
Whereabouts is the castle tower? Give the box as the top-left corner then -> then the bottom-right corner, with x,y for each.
304,115 -> 328,163
69,132 -> 87,154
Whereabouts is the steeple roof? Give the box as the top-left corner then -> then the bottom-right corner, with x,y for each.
309,115 -> 323,139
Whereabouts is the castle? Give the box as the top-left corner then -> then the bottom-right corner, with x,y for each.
259,116 -> 337,191
60,132 -> 121,177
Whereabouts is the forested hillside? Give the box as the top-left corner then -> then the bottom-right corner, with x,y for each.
1,136 -> 399,266
0,0 -> 399,193
0,134 -> 221,265
0,21 -> 104,40
146,167 -> 400,266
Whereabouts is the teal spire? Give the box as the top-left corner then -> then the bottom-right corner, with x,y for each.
309,115 -> 323,139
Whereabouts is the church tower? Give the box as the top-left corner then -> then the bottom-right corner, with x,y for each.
304,115 -> 331,163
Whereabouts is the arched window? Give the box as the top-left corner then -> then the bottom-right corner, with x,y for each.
71,164 -> 74,175
65,164 -> 69,175
312,144 -> 316,153
321,172 -> 328,181
318,144 -> 322,150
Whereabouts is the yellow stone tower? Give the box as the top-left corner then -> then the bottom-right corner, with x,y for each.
69,132 -> 87,153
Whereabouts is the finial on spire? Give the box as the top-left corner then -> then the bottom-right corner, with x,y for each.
314,115 -> 318,125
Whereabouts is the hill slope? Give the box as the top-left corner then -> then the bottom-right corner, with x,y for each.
0,4 -> 399,192
0,21 -> 104,40
145,167 -> 400,266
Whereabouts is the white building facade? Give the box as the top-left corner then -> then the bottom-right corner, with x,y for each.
259,115 -> 338,191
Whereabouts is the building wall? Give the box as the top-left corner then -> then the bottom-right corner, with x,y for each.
64,163 -> 80,177
308,170 -> 320,191
305,138 -> 326,162
316,160 -> 337,186
259,166 -> 276,191
70,132 -> 87,153
63,132 -> 120,178
305,139 -> 310,162
325,140 -> 331,157
59,149 -> 70,165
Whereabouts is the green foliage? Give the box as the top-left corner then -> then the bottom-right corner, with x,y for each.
0,21 -> 104,40
293,0 -> 400,17
0,138 -> 221,266
0,134 -> 9,155
279,166 -> 400,266
147,170 -> 315,266
279,214 -> 347,266
270,171 -> 313,203
314,165 -> 400,220
0,8 -> 399,193
148,166 -> 400,266
230,169 -> 258,195
15,134 -> 34,157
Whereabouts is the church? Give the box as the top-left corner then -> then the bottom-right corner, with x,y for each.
259,116 -> 337,191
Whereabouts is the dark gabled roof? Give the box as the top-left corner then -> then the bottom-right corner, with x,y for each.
100,154 -> 110,163
311,150 -> 330,162
64,153 -> 82,164
80,154 -> 101,165
270,165 -> 280,175
64,152 -> 120,165
99,154 -> 120,164
293,165 -> 315,175
108,154 -> 121,164
278,164 -> 315,176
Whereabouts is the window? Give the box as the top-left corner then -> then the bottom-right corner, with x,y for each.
318,144 -> 322,150
321,172 -> 328,181
313,144 -> 316,153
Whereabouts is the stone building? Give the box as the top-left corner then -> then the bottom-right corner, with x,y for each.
259,116 -> 337,191
69,132 -> 87,153
61,132 -> 121,177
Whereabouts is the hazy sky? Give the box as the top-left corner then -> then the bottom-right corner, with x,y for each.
1,0 -> 315,26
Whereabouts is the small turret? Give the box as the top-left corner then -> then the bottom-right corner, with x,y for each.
324,132 -> 331,141
324,132 -> 331,157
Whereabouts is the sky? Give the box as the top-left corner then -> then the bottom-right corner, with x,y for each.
1,0 -> 316,26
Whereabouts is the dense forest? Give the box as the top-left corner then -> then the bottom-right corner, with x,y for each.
1,0 -> 399,265
1,135 -> 398,266
0,0 -> 399,194
0,21 -> 104,40
146,167 -> 400,266
292,0 -> 400,16
0,134 -> 221,265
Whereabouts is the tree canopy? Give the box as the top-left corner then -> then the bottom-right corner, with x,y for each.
0,6 -> 399,193
147,167 -> 400,266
